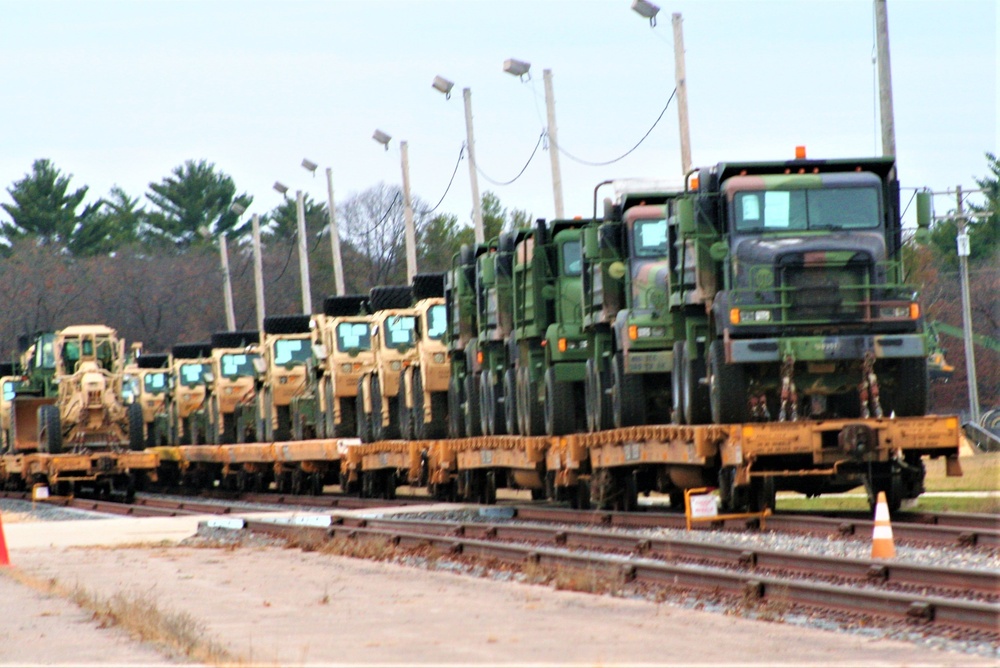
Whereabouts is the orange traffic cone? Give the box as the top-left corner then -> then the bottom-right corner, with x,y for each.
871,491 -> 896,559
0,511 -> 10,566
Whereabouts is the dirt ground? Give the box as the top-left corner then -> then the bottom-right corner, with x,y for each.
1,536 -> 995,667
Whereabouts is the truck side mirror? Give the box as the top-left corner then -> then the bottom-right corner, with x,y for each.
583,225 -> 599,260
677,197 -> 695,235
915,191 -> 932,244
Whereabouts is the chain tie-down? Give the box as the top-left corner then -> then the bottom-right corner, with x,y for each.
778,354 -> 798,422
858,350 -> 883,419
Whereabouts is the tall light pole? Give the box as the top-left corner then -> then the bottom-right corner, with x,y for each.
219,233 -> 236,331
433,75 -> 484,243
954,186 -> 981,424
231,203 -> 266,333
274,181 -> 313,315
302,159 -> 345,296
503,58 -> 564,219
874,0 -> 897,160
632,1 -> 693,174
373,129 -> 418,282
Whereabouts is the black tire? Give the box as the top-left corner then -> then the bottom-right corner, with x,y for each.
622,471 -> 639,512
612,353 -> 645,428
275,405 -> 292,442
884,358 -> 929,417
263,314 -> 312,335
464,374 -> 482,437
144,421 -> 156,449
368,285 -> 414,312
518,366 -> 545,436
399,371 -> 414,441
334,396 -> 357,438
585,358 -> 613,433
261,388 -> 274,442
682,342 -> 711,425
39,404 -> 62,455
483,471 -> 497,505
672,341 -> 685,424
428,392 -> 448,439
356,379 -> 373,443
709,340 -> 749,424
372,375 -> 400,441
447,375 -> 465,439
503,369 -> 518,436
530,486 -> 547,501
222,413 -> 237,445
544,367 -> 575,436
127,403 -> 144,451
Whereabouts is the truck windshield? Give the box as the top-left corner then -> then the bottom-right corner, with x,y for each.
274,339 -> 312,365
562,240 -> 582,276
220,353 -> 259,378
634,219 -> 668,257
734,187 -> 880,232
426,305 -> 447,341
336,322 -> 371,351
179,363 -> 208,385
144,372 -> 167,393
36,334 -> 56,370
384,316 -> 416,349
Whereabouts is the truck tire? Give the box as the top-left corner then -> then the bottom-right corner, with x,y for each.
447,375 -> 465,439
127,403 -> 144,451
463,374 -> 482,437
398,371 -> 414,441
371,375 -> 400,441
480,370 -> 506,436
517,366 -> 544,436
503,369 -> 518,436
544,367 -> 575,436
682,342 -> 711,425
612,353 -> 645,428
585,358 -> 612,432
709,340 -> 749,424
38,404 -> 62,455
672,341 -> 686,424
883,358 -> 929,417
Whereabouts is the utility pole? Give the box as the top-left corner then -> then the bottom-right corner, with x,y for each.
955,186 -> 981,424
672,12 -> 693,175
400,140 -> 418,283
219,233 -> 236,331
251,213 -> 266,333
542,69 -> 565,219
463,87 -> 485,244
874,0 -> 896,159
295,190 -> 313,315
325,167 -> 345,296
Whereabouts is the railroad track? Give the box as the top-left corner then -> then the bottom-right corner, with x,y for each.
234,513 -> 999,636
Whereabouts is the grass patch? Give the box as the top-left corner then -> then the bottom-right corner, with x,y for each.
1,568 -> 239,665
925,452 -> 999,492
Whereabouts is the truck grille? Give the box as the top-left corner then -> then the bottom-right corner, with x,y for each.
779,257 -> 870,322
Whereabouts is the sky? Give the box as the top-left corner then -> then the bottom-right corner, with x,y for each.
1,0 -> 996,234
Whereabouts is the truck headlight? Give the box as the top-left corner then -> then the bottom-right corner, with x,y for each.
433,353 -> 446,364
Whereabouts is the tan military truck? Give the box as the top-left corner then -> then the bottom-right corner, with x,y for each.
206,330 -> 260,444
166,343 -> 213,445
397,273 -> 450,440
316,295 -> 374,439
254,315 -> 313,442
130,352 -> 171,447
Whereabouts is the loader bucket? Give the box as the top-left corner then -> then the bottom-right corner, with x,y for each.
11,396 -> 57,452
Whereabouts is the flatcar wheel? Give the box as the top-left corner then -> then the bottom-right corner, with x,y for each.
612,353 -> 645,428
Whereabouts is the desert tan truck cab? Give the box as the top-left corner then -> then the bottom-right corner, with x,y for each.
314,295 -> 374,439
206,330 -> 260,444
167,342 -> 213,445
398,274 -> 450,440
255,315 -> 313,442
130,352 -> 171,447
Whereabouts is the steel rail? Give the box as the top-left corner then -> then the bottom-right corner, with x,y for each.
240,517 -> 1000,633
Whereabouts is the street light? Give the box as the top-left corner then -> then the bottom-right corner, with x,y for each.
631,0 -> 659,25
503,58 -> 564,219
231,203 -> 266,333
372,129 -> 417,282
273,180 -> 312,314
631,6 -> 691,175
301,158 -> 346,296
434,74 -> 484,244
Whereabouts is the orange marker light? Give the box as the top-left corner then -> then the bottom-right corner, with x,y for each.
477,351 -> 483,365
628,325 -> 639,340
909,303 -> 920,320
558,338 -> 567,352
690,175 -> 699,190
795,145 -> 807,159
730,308 -> 741,325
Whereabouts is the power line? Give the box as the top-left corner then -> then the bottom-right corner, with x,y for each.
558,88 -> 677,167
417,145 -> 465,215
475,131 -> 546,187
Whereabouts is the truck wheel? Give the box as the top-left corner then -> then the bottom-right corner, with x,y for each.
585,359 -> 612,432
464,374 -> 482,437
612,353 -> 645,428
372,376 -> 400,441
750,476 -> 776,512
447,375 -> 465,439
127,403 -> 144,451
518,366 -> 545,436
503,369 -> 518,436
412,372 -> 426,439
709,341 -> 749,424
479,371 -> 493,435
355,379 -> 373,443
682,342 -> 712,425
428,393 -> 448,439
275,405 -> 292,442
398,371 -> 414,441
672,342 -> 686,424
544,367 -> 575,436
334,397 -> 357,438
884,358 -> 929,417
222,413 -> 237,445
38,404 -> 62,455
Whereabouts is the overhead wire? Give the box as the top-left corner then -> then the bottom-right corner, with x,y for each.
416,144 -> 465,215
475,131 -> 546,186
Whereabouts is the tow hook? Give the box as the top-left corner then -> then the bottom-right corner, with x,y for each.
859,350 -> 883,419
839,423 -> 877,458
778,355 -> 799,422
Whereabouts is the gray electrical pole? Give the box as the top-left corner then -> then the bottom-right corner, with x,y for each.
400,140 -> 418,283
955,186 -> 981,424
542,69 -> 565,219
325,167 -> 345,297
251,213 -> 266,333
672,13 -> 693,175
295,190 -> 313,315
219,233 -> 236,331
875,0 -> 896,159
463,87 -> 485,244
